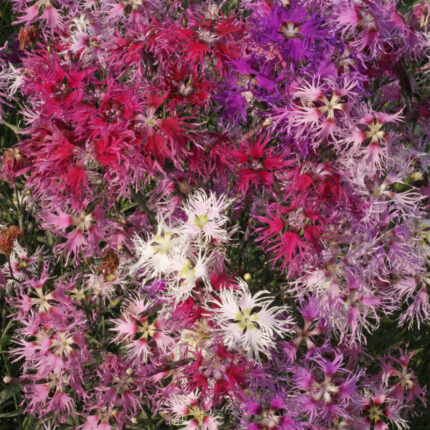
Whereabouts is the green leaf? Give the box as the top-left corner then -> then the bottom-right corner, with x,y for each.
0,409 -> 23,418
0,384 -> 20,405
1,318 -> 15,342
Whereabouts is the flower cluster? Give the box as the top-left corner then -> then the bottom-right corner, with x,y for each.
0,0 -> 429,429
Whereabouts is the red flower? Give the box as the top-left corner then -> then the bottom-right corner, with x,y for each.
230,133 -> 290,194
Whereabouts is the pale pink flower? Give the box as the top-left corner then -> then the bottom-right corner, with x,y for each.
181,190 -> 231,244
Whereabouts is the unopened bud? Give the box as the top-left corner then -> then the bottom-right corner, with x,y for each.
3,375 -> 12,384
244,273 -> 252,281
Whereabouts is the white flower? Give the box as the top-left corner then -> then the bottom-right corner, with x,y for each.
167,249 -> 214,304
181,190 -> 231,244
207,280 -> 292,361
129,218 -> 183,280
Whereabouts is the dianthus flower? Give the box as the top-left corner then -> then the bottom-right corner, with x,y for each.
206,279 -> 293,361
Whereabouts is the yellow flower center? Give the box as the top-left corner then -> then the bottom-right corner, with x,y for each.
72,212 -> 93,232
365,120 -> 385,143
281,22 -> 301,38
151,232 -> 176,255
193,214 -> 209,229
234,308 -> 259,331
31,288 -> 54,313
368,404 -> 383,422
179,259 -> 196,282
144,110 -> 157,128
188,406 -> 206,424
51,332 -> 75,357
320,94 -> 344,120
139,320 -> 157,340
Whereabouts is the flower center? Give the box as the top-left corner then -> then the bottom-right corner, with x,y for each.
31,288 -> 54,312
51,332 -> 75,357
259,409 -> 280,427
281,22 -> 301,38
179,259 -> 196,282
312,377 -> 339,403
194,214 -> 209,229
138,319 -> 157,340
368,404 -> 384,422
365,120 -> 385,143
234,308 -> 259,331
178,82 -> 193,96
144,111 -> 157,128
151,232 -> 176,254
188,406 -> 206,424
320,95 -> 344,120
72,212 -> 93,232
